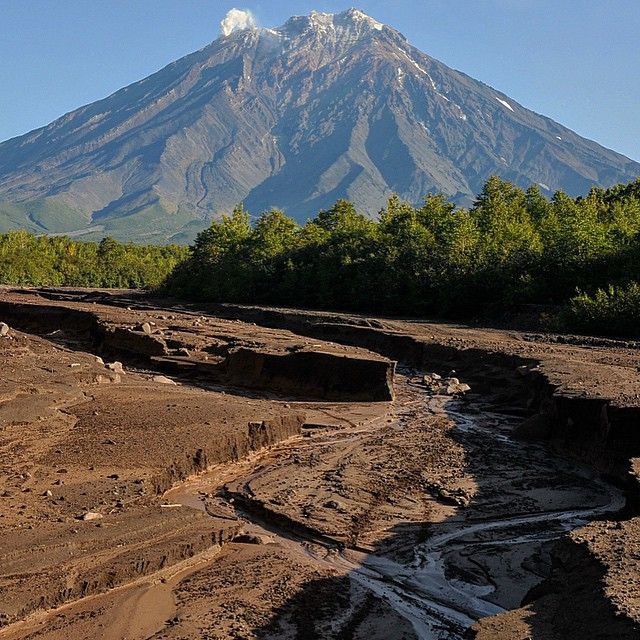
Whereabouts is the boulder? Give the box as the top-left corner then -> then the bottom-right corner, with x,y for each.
152,375 -> 177,385
95,373 -> 121,384
0,322 -> 9,337
232,533 -> 273,545
422,372 -> 442,386
106,361 -> 125,375
79,511 -> 103,521
445,378 -> 471,395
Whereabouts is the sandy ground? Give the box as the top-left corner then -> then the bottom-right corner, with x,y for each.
0,288 -> 639,639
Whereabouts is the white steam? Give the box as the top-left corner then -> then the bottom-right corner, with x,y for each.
220,8 -> 257,36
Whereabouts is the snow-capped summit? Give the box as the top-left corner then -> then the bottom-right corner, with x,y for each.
0,9 -> 638,243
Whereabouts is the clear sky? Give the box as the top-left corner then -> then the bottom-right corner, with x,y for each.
1,0 -> 638,160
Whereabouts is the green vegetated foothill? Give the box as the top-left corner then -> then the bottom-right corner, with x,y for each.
0,233 -> 188,289
3,176 -> 640,337
163,176 -> 640,337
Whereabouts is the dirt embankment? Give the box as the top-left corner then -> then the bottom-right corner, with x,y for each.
1,288 -> 640,639
194,301 -> 640,473
0,294 -> 394,402
0,290 -> 393,630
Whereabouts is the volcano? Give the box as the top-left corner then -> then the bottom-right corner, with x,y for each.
0,8 -> 638,243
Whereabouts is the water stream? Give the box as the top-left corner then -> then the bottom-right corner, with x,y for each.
169,387 -> 625,639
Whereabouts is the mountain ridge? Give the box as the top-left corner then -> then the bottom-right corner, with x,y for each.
0,8 -> 638,243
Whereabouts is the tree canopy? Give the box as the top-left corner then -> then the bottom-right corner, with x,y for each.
0,232 -> 188,289
164,176 -> 640,330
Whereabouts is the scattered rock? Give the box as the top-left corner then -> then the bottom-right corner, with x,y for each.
232,533 -> 273,545
422,372 -> 442,385
445,378 -> 472,395
423,373 -> 471,395
106,361 -> 124,374
428,483 -> 470,507
95,373 -> 121,384
324,499 -> 344,510
139,322 -> 153,335
79,511 -> 103,521
43,490 -> 53,498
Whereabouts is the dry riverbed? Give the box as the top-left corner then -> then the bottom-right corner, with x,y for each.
0,288 -> 639,639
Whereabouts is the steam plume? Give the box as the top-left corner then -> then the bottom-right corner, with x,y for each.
220,8 -> 257,36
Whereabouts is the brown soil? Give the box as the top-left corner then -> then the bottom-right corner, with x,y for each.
0,288 -> 639,640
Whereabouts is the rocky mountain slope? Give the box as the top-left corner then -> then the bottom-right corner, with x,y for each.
1,8 -> 638,243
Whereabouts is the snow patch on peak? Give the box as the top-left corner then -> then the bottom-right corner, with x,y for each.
495,97 -> 515,112
309,10 -> 334,26
284,8 -> 385,36
346,8 -> 383,30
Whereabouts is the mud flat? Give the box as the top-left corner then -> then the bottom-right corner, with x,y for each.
0,288 -> 639,639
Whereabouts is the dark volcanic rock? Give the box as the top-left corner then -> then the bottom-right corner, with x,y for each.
0,9 -> 638,242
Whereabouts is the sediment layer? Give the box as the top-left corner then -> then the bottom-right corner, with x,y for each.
1,288 -> 640,638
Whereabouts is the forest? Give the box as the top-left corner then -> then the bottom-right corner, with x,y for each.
3,176 -> 640,337
0,232 -> 188,289
164,176 -> 640,337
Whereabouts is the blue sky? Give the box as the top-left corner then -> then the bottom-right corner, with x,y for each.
1,0 -> 639,160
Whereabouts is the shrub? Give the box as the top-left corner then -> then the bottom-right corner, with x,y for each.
562,282 -> 640,338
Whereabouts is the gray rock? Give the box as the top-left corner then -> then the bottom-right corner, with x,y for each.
79,511 -> 103,521
0,10 -> 636,243
106,361 -> 124,375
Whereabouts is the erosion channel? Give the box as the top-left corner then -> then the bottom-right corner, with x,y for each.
0,289 -> 638,640
164,375 -> 624,639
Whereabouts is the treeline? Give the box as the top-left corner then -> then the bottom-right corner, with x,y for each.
164,176 -> 640,337
0,232 -> 188,289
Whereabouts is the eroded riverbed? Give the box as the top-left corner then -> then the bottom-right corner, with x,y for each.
163,374 -> 625,639
1,289 -> 638,640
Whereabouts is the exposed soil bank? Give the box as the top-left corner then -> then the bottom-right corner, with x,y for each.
194,302 -> 640,479
2,288 -> 640,638
0,295 -> 394,402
